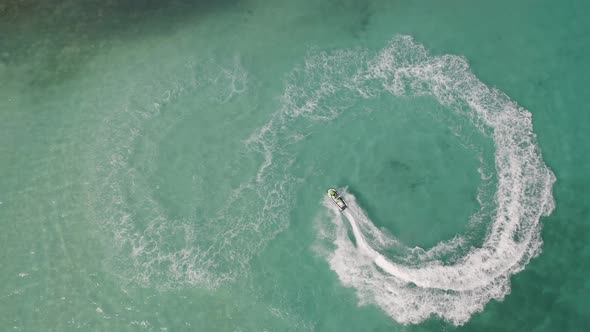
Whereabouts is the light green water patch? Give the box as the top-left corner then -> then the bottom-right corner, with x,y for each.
148,104 -> 261,220
0,81 -> 108,331
289,94 -> 486,249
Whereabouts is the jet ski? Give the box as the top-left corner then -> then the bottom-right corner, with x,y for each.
327,188 -> 347,211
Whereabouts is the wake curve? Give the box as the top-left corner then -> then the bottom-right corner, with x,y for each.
305,36 -> 556,325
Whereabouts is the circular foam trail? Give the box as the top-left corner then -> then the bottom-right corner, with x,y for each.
276,36 -> 555,325
90,55 -> 300,289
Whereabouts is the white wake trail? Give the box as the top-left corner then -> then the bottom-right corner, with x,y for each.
341,203 -> 418,285
296,36 -> 556,326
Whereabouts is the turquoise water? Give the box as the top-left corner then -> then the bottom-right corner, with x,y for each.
1,0 -> 588,330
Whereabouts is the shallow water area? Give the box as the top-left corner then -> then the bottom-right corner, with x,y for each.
1,0 -> 588,331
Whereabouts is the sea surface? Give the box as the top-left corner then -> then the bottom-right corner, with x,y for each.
1,0 -> 589,331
